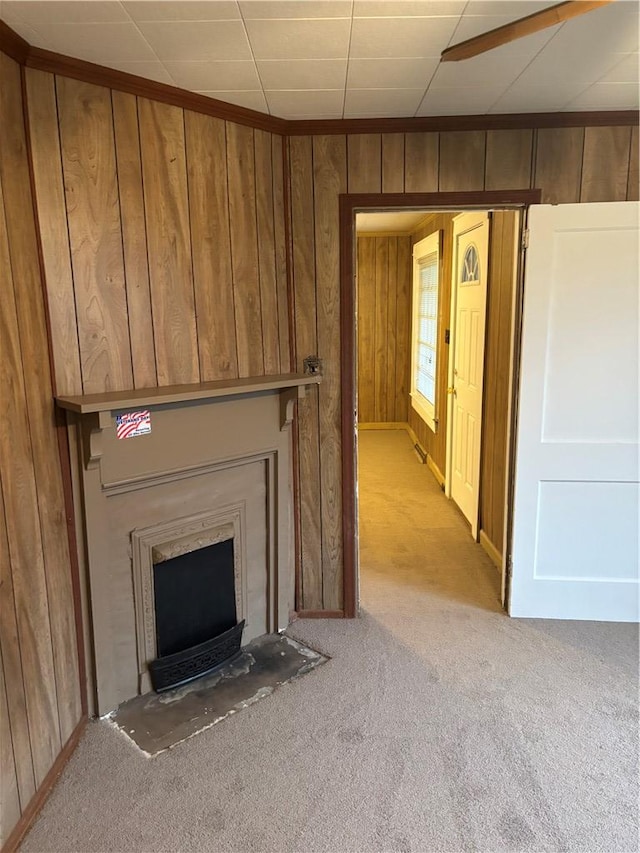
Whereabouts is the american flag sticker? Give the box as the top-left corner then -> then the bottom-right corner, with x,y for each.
115,410 -> 152,440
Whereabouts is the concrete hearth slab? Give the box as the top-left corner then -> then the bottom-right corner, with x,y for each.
109,633 -> 328,755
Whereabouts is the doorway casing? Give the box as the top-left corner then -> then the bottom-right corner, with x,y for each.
339,189 -> 542,618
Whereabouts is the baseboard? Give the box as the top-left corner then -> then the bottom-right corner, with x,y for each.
297,609 -> 345,619
426,454 -> 445,488
480,530 -> 502,573
2,716 -> 87,853
358,422 -> 409,430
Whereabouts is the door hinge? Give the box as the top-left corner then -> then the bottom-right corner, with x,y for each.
506,555 -> 513,579
521,228 -> 530,250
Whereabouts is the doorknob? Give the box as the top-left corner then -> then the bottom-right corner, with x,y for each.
447,386 -> 457,396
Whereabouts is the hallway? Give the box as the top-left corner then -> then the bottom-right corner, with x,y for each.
358,429 -> 502,615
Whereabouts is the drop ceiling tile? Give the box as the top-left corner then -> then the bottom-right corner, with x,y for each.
28,22 -> 158,62
137,20 -> 252,61
2,1 -> 128,23
102,60 -> 175,84
257,59 -> 346,90
489,83 -> 581,113
265,89 -> 344,118
1,20 -> 51,47
565,82 -> 640,110
350,16 -> 458,58
416,85 -> 507,115
353,1 -> 466,17
239,1 -> 351,18
344,88 -> 425,117
165,60 -> 260,90
347,57 -> 438,89
430,44 -> 534,89
197,90 -> 269,111
244,18 -> 351,60
123,1 -> 241,20
461,1 -> 555,16
599,54 -> 639,84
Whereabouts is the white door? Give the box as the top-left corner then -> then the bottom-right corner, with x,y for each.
447,212 -> 489,538
509,202 -> 639,621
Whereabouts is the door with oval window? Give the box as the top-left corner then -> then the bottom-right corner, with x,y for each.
446,212 -> 490,537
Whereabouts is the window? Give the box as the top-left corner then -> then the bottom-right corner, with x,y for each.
411,231 -> 441,432
461,244 -> 480,283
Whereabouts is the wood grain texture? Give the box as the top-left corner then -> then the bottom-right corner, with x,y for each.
313,135 -> 346,610
374,237 -> 389,423
395,237 -> 412,422
56,77 -> 133,394
184,110 -> 238,381
24,67 -> 82,396
628,125 -> 639,201
581,126 -> 632,202
404,132 -> 438,191
289,136 -> 322,609
386,237 -> 398,420
255,129 -> 280,374
485,129 -> 533,190
227,122 -> 264,377
0,644 -> 21,847
1,60 -> 81,746
534,127 -> 585,203
111,90 -> 157,389
440,130 -> 486,191
0,195 -> 36,813
357,236 -> 376,423
272,135 -> 291,371
348,134 -> 381,192
382,133 -> 404,192
138,97 -> 199,385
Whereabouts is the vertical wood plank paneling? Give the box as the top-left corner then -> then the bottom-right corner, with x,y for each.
382,133 -> 404,192
440,130 -> 486,191
255,129 -> 280,374
227,122 -> 265,377
272,135 -> 291,371
374,237 -> 389,423
404,132 -> 438,191
534,127 -> 584,203
290,136 -> 322,609
1,60 -> 81,746
357,237 -> 376,423
313,135 -> 346,610
111,90 -> 157,389
184,110 -> 238,381
386,237 -> 398,419
0,193 -> 61,786
138,97 -> 199,385
56,77 -> 133,394
395,236 -> 411,422
0,188 -> 36,813
24,68 -> 82,396
627,125 -> 638,201
485,129 -> 533,190
581,126 -> 632,202
0,643 -> 21,846
348,134 -> 381,192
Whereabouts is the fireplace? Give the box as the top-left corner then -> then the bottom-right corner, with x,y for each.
58,375 -> 319,715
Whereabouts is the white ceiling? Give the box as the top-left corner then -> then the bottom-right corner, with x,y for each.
1,0 -> 638,119
356,210 -> 432,231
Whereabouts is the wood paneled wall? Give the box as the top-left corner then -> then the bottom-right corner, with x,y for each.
0,52 -> 82,848
408,213 -> 456,476
25,69 -> 290,398
291,126 -> 637,610
356,235 -> 411,424
480,212 -> 519,557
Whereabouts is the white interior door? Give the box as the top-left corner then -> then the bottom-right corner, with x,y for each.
509,202 -> 639,622
447,212 -> 489,538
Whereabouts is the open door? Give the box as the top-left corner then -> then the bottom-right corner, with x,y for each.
509,202 -> 639,621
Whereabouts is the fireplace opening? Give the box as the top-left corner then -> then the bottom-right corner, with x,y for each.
149,539 -> 244,693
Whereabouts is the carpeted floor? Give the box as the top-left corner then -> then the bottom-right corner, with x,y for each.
22,430 -> 639,852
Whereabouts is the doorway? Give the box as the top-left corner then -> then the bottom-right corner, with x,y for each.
339,190 -> 539,618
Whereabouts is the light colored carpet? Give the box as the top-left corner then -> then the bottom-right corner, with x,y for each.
22,430 -> 639,853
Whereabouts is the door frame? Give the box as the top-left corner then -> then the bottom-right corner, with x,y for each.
339,189 -> 541,618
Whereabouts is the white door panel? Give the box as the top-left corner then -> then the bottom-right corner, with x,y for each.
509,202 -> 639,622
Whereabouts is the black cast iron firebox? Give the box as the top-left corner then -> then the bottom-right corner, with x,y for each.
148,539 -> 244,692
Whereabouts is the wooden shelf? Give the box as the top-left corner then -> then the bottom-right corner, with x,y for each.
56,373 -> 321,414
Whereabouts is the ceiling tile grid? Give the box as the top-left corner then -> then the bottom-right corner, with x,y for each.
1,0 -> 637,119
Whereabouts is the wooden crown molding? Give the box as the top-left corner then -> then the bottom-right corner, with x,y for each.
1,19 -> 638,136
